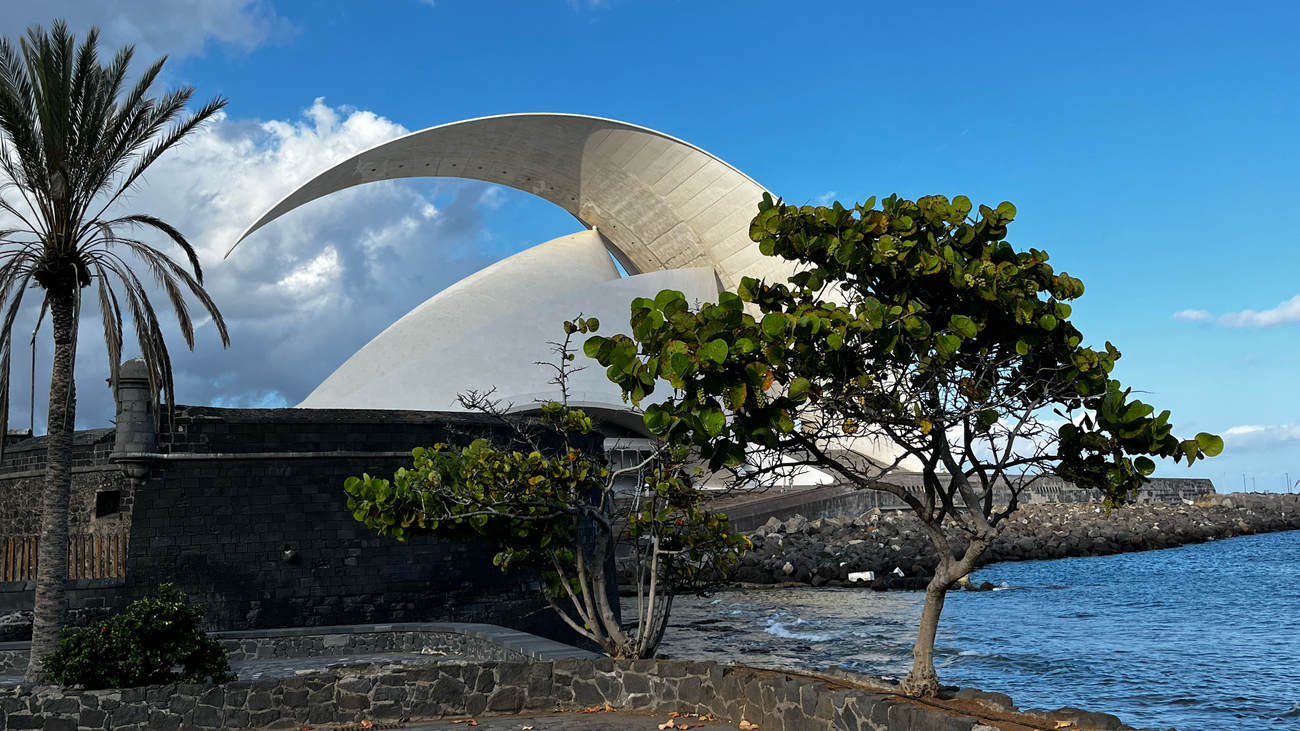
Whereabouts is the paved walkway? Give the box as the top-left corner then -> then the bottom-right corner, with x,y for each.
408,711 -> 746,730
0,651 -> 473,686
231,651 -> 456,680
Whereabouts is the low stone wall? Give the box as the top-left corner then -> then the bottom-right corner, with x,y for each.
0,657 -> 1156,731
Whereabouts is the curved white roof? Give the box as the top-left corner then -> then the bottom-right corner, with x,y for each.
300,229 -> 619,408
231,113 -> 794,289
300,230 -> 722,416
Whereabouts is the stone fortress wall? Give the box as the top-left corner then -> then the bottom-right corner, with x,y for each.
0,363 -> 602,645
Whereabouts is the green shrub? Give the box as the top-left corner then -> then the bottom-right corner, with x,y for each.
43,584 -> 236,689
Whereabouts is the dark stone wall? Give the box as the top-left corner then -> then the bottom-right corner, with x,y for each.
0,406 -> 605,647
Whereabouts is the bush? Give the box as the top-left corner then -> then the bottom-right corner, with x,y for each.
43,584 -> 236,689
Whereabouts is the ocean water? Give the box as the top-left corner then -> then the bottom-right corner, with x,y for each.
657,530 -> 1300,731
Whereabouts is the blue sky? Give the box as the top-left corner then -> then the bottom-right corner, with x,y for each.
3,0 -> 1299,490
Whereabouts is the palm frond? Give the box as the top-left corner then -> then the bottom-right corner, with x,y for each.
98,90 -> 225,220
92,251 -> 176,411
100,213 -> 204,281
0,263 -> 36,465
88,257 -> 122,394
92,234 -> 194,348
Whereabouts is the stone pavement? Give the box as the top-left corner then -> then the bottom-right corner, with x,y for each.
0,651 -> 466,687
230,651 -> 449,680
407,710 -> 746,730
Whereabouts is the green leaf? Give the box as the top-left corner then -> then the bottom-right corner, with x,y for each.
654,289 -> 686,309
1121,402 -> 1154,424
583,336 -> 606,359
724,383 -> 748,410
702,408 -> 726,437
949,314 -> 978,339
1134,456 -> 1156,476
718,291 -> 744,311
762,312 -> 790,338
1039,314 -> 1057,331
701,339 -> 729,364
1015,339 -> 1030,356
1195,432 -> 1224,457
787,377 -> 812,400
934,334 -> 960,357
643,404 -> 669,433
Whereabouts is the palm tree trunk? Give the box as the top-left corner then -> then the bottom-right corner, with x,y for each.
24,292 -> 77,683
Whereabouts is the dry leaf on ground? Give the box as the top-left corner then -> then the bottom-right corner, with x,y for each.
1054,723 -> 1073,730
738,722 -> 759,730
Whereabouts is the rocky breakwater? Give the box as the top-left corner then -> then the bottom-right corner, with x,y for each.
729,492 -> 1300,588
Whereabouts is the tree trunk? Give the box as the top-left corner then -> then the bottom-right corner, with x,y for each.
24,292 -> 77,683
900,574 -> 948,697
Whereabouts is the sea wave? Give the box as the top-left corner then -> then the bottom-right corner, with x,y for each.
764,621 -> 835,642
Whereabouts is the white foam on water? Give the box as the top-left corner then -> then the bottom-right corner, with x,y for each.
764,620 -> 835,642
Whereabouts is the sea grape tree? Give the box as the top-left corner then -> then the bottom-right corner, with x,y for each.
584,193 -> 1220,695
344,319 -> 748,659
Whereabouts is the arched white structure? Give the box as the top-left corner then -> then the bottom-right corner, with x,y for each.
236,112 -> 909,467
231,113 -> 794,289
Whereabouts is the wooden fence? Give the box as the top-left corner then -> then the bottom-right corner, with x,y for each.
2,535 -> 127,581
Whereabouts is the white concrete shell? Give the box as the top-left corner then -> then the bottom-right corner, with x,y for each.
231,113 -> 794,289
300,230 -> 722,426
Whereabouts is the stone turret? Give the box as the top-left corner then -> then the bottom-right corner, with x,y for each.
110,358 -> 157,483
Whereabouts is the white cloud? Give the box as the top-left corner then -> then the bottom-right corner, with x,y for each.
1217,294 -> 1300,328
1222,423 -> 1300,448
816,191 -> 838,206
1173,309 -> 1211,323
2,99 -> 512,429
277,247 -> 343,296
1174,294 -> 1300,328
0,0 -> 290,59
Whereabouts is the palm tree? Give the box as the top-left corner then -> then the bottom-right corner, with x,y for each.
0,21 -> 230,681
